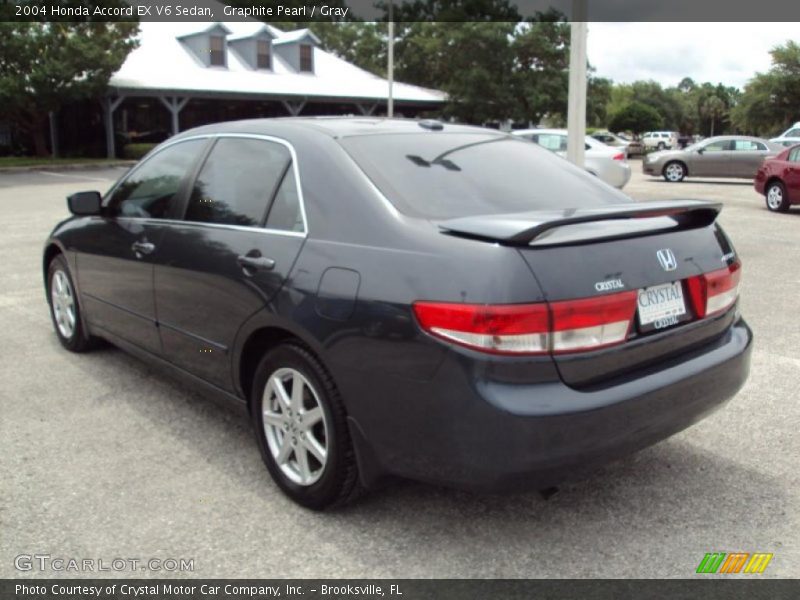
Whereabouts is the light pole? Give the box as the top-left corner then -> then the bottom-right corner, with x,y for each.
566,0 -> 588,167
387,1 -> 394,118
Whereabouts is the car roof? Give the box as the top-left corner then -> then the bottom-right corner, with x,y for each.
175,117 -> 500,140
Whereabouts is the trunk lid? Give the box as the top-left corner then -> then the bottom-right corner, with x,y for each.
439,200 -> 739,387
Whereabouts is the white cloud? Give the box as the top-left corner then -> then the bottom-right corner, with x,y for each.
587,23 -> 799,89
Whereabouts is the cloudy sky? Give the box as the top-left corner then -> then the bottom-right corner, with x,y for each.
586,23 -> 799,89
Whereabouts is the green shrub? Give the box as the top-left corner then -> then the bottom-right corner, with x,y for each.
122,143 -> 157,159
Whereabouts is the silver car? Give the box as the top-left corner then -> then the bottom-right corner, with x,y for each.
513,128 -> 632,189
643,135 -> 784,182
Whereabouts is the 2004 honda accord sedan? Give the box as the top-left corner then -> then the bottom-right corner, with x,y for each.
44,118 -> 752,509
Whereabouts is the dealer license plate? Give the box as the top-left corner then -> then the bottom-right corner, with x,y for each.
637,281 -> 688,331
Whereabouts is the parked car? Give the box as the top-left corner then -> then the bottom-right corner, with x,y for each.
754,144 -> 800,212
45,118 -> 752,509
614,132 -> 645,156
513,128 -> 631,189
643,135 -> 784,182
642,131 -> 679,150
770,122 -> 800,148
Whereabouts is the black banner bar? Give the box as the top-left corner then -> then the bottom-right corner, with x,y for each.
3,579 -> 800,600
2,0 -> 800,22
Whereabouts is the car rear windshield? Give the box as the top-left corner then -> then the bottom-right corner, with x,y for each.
339,133 -> 630,219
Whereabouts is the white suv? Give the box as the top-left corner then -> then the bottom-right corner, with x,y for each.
642,131 -> 678,150
770,122 -> 800,147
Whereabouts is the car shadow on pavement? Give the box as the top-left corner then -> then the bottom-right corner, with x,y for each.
647,178 -> 753,186
65,343 -> 787,577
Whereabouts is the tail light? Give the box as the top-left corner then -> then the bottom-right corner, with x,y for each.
686,261 -> 741,318
612,152 -> 626,161
413,291 -> 637,356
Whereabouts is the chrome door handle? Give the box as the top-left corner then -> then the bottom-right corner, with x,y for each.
237,255 -> 275,271
131,241 -> 155,256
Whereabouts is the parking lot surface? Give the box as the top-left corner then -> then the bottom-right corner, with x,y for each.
1,163 -> 798,578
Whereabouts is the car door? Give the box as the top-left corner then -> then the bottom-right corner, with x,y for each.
152,136 -> 307,391
76,138 -> 208,353
730,139 -> 769,178
786,147 -> 800,201
691,139 -> 732,177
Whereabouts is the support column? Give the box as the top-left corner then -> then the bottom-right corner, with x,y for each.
102,95 -> 125,159
356,102 -> 378,116
566,0 -> 588,168
158,96 -> 190,136
48,111 -> 59,158
281,99 -> 306,117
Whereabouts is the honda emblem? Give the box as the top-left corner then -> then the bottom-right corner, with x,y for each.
656,249 -> 678,272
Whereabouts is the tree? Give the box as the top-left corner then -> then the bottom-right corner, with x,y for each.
700,95 -> 726,136
608,102 -> 662,135
0,22 -> 138,156
731,40 -> 800,136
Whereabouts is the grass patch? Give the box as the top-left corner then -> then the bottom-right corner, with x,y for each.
0,157 -> 127,168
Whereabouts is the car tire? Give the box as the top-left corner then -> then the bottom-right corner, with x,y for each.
250,343 -> 362,510
657,142 -> 666,150
765,181 -> 790,213
47,255 -> 98,352
663,161 -> 686,183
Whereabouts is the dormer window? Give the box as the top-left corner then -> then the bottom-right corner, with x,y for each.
210,35 -> 225,66
257,39 -> 272,70
299,44 -> 313,72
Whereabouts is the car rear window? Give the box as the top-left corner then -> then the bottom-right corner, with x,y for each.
339,133 -> 629,219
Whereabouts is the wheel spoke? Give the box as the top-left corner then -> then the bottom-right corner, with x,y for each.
295,444 -> 311,483
303,434 -> 326,463
290,374 -> 305,411
301,407 -> 323,429
275,436 -> 293,464
262,410 -> 286,428
270,377 -> 292,412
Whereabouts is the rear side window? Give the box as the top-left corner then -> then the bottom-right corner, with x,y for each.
106,139 -> 205,219
531,133 -> 566,152
789,147 -> 800,162
733,140 -> 765,151
185,138 -> 290,227
340,133 -> 629,220
786,128 -> 800,137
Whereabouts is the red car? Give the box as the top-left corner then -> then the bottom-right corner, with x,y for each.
755,144 -> 800,212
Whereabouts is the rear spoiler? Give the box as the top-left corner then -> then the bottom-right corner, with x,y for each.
438,200 -> 722,246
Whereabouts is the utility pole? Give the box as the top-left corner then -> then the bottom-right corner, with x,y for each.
387,0 -> 394,118
566,0 -> 588,167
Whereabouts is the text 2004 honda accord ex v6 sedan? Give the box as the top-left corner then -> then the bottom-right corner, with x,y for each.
44,118 -> 752,509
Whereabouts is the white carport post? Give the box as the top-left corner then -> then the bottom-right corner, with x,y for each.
387,0 -> 394,117
282,99 -> 307,116
158,96 -> 190,136
102,95 -> 126,159
566,0 -> 588,168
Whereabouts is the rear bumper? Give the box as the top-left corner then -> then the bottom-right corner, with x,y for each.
345,318 -> 752,492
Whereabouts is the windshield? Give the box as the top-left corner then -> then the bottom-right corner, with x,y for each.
340,133 -> 630,220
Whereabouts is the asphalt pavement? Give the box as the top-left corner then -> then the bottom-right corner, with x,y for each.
1,163 -> 797,578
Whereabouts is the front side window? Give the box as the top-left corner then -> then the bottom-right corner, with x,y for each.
341,133 -> 629,220
185,138 -> 291,227
789,147 -> 800,162
786,128 -> 800,138
210,35 -> 225,66
106,139 -> 206,219
703,140 -> 732,152
257,39 -> 271,69
299,44 -> 313,72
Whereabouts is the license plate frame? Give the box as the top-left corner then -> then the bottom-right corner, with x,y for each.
637,281 -> 690,332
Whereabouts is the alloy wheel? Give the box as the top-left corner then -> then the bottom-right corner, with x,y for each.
767,185 -> 784,210
665,163 -> 684,182
262,367 -> 329,486
51,270 -> 76,339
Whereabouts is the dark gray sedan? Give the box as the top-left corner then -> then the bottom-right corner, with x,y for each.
643,135 -> 784,182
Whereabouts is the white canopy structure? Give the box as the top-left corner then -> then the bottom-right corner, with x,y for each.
101,21 -> 446,157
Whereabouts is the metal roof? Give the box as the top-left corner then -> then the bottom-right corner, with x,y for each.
109,21 -> 446,105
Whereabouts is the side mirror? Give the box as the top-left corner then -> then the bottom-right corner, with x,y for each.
696,147 -> 705,155
67,191 -> 102,216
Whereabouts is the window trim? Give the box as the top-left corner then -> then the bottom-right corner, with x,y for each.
102,134 -> 309,238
